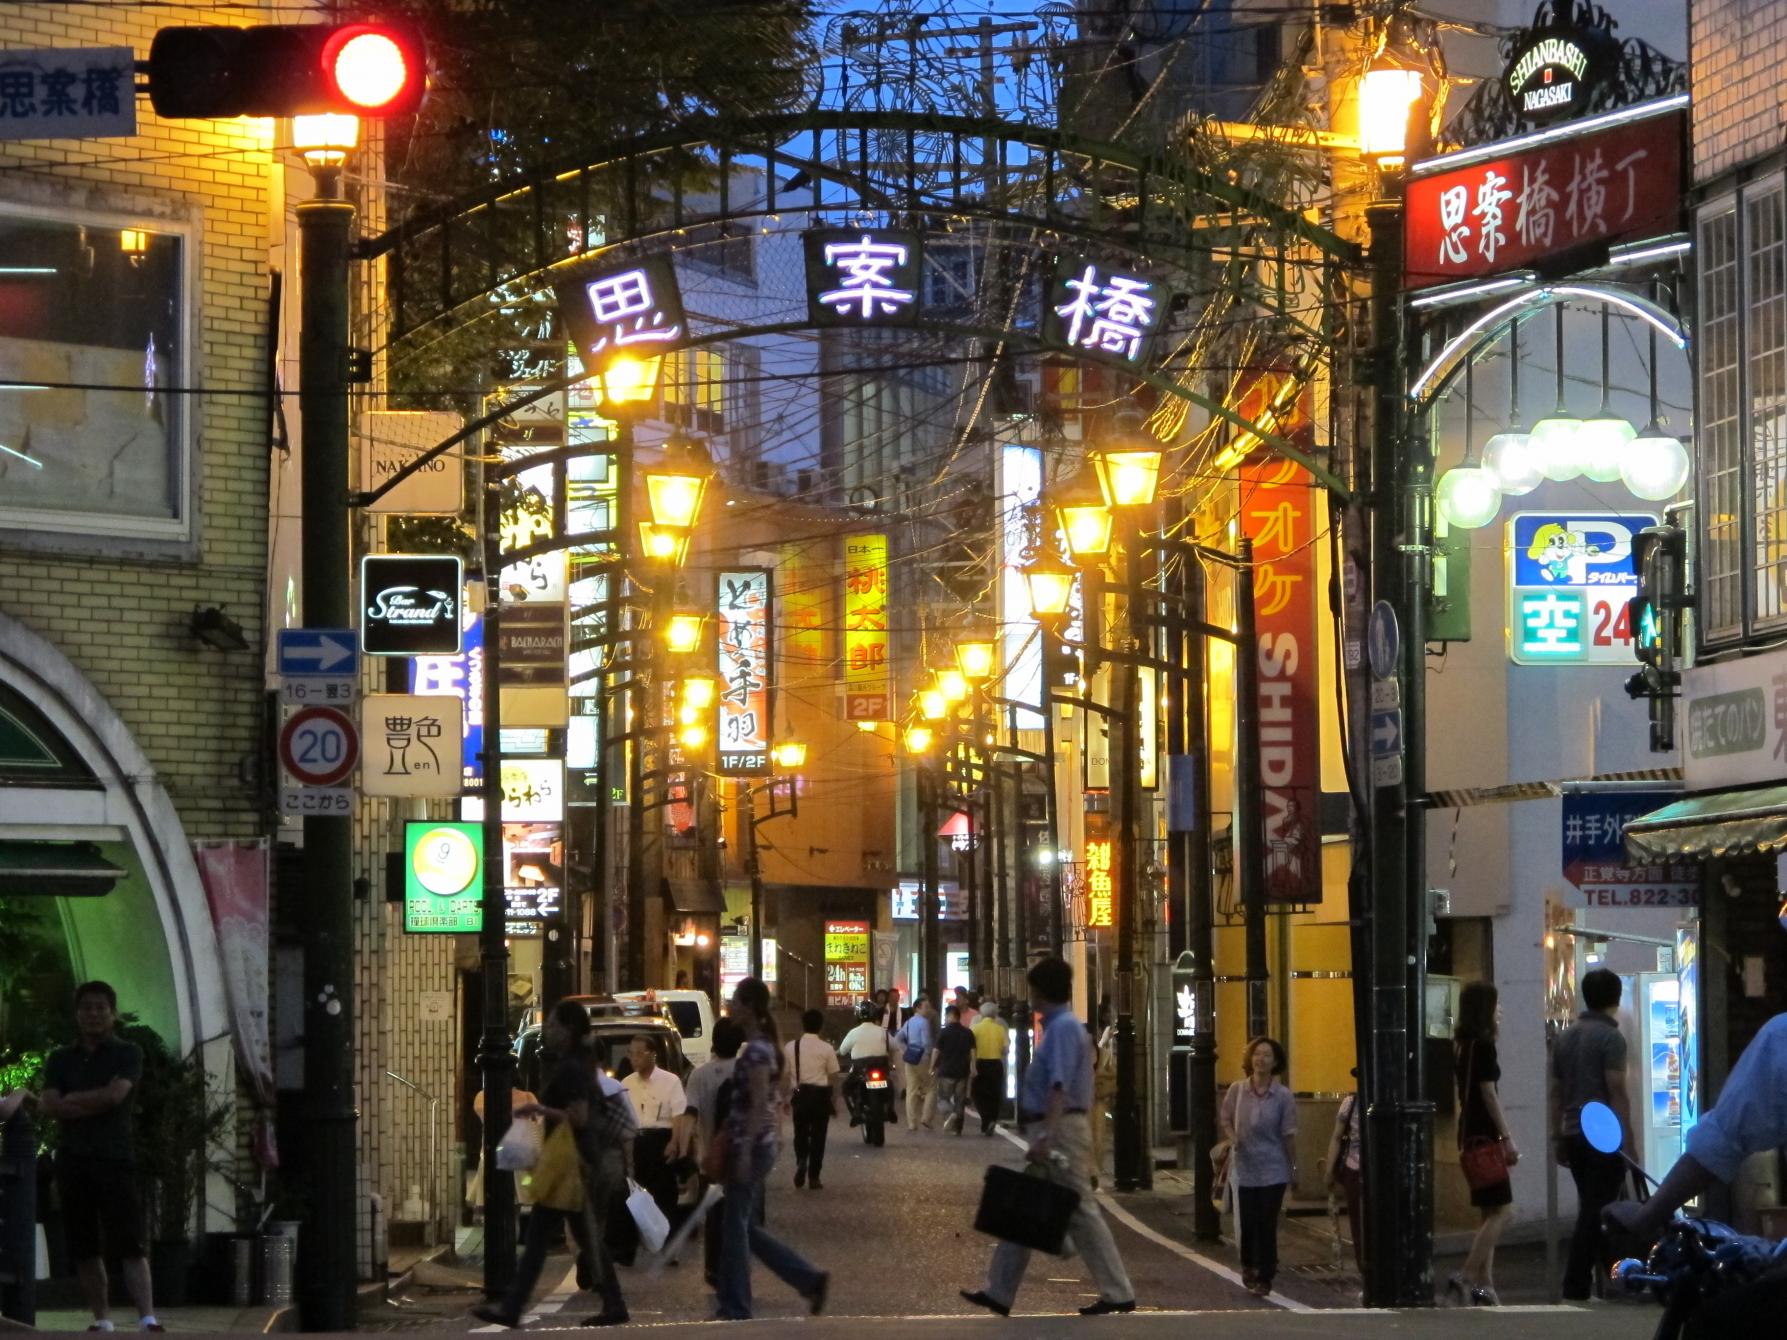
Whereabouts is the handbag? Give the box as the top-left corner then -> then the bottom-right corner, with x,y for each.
1458,1041 -> 1510,1192
902,1039 -> 925,1066
626,1178 -> 671,1254
974,1163 -> 1081,1256
524,1122 -> 586,1212
701,1125 -> 733,1182
494,1115 -> 543,1172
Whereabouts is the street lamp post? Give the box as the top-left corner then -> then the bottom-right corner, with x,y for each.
744,741 -> 806,983
292,114 -> 362,1332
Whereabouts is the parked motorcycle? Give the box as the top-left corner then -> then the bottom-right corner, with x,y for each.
845,1055 -> 892,1147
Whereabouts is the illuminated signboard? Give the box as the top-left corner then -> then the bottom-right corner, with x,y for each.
1085,837 -> 1114,929
804,228 -> 923,326
843,534 -> 890,721
555,254 -> 685,362
360,554 -> 463,656
504,820 -> 563,931
1502,23 -> 1611,123
499,757 -> 565,822
1506,511 -> 1656,666
779,544 -> 826,666
403,821 -> 483,934
1043,255 -> 1167,367
717,568 -> 773,776
998,444 -> 1044,730
410,612 -> 483,789
824,920 -> 871,1007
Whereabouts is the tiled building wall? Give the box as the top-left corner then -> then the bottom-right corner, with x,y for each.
1691,0 -> 1787,182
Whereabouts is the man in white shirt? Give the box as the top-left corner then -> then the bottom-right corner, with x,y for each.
622,1034 -> 688,1223
785,1009 -> 842,1189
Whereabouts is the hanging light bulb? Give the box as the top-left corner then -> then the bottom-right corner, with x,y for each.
1534,302 -> 1582,480
1435,359 -> 1501,529
1577,304 -> 1634,483
1621,423 -> 1692,501
1482,319 -> 1540,494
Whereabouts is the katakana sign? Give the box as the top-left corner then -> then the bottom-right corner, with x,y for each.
716,568 -> 772,776
1507,511 -> 1656,666
843,534 -> 891,721
0,48 -> 134,140
804,228 -> 923,326
1561,790 -> 1696,909
1404,102 -> 1685,288
554,254 -> 685,362
1043,256 -> 1168,366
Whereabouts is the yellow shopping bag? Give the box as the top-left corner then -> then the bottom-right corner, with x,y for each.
521,1122 -> 586,1213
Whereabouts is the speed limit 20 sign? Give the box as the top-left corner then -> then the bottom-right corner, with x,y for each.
280,705 -> 359,787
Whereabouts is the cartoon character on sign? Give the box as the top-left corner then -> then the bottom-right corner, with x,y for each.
1526,523 -> 1604,584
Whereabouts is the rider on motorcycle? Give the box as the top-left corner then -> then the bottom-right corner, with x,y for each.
839,999 -> 894,1124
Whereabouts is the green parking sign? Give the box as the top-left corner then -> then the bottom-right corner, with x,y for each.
403,820 -> 483,933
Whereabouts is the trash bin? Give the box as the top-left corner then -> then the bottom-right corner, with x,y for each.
259,1234 -> 294,1307
229,1235 -> 257,1308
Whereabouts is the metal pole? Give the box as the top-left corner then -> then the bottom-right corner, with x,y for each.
747,782 -> 765,980
294,182 -> 358,1333
1234,539 -> 1268,1041
921,758 -> 942,1006
477,435 -> 516,1300
1040,682 -> 1064,956
1112,519 -> 1145,1192
1182,555 -> 1221,1239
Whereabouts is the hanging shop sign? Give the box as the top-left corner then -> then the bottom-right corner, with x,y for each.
804,227 -> 923,326
1403,99 -> 1686,289
410,612 -> 484,790
824,920 -> 871,1007
1502,21 -> 1614,124
359,410 -> 464,514
843,534 -> 891,721
360,693 -> 464,798
1084,834 -> 1114,929
779,545 -> 826,667
998,444 -> 1045,731
503,821 -> 563,934
1241,456 -> 1322,905
499,757 -> 564,822
360,554 -> 464,656
1561,789 -> 1696,909
1506,511 -> 1656,666
717,568 -> 773,776
1043,255 -> 1168,367
554,253 -> 685,362
403,820 -> 483,934
1680,647 -> 1787,791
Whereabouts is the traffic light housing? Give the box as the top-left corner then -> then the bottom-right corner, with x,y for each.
148,23 -> 427,120
1624,523 -> 1688,752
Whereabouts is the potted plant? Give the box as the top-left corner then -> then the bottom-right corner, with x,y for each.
122,1025 -> 232,1307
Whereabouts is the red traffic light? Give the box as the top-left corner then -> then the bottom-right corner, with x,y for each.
148,22 -> 427,120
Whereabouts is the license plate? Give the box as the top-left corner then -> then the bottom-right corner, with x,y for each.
866,1078 -> 889,1089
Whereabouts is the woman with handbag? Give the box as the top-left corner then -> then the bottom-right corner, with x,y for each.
1219,1036 -> 1297,1297
1450,980 -> 1520,1307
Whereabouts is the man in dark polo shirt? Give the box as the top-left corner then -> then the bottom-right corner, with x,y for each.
1549,967 -> 1633,1301
39,981 -> 161,1333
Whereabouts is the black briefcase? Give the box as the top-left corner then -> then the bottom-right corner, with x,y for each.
973,1163 -> 1081,1255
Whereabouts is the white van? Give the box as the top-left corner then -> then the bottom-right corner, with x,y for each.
614,989 -> 717,1067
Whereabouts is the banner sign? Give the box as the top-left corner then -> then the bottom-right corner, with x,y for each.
410,612 -> 483,790
194,839 -> 273,1104
1562,790 -> 1697,908
1043,255 -> 1168,367
404,821 -> 484,934
1084,836 -> 1114,929
1242,457 -> 1322,904
804,227 -> 923,326
0,48 -> 135,140
1506,511 -> 1656,666
1681,647 -> 1787,790
779,546 -> 826,667
998,444 -> 1045,730
824,919 -> 871,1007
1404,104 -> 1685,288
1503,24 -> 1614,123
717,568 -> 773,775
843,534 -> 891,720
503,821 -> 563,933
555,253 -> 685,362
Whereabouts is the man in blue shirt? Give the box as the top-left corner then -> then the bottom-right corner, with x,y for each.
1610,1010 -> 1787,1242
895,996 -> 937,1132
962,958 -> 1136,1317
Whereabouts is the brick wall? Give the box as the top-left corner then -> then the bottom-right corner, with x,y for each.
1691,0 -> 1787,182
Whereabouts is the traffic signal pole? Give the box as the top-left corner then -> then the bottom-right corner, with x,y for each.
295,178 -> 359,1334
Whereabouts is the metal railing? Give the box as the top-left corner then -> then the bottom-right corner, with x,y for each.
384,1071 -> 441,1247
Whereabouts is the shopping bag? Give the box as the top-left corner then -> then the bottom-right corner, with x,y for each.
494,1115 -> 544,1172
973,1163 -> 1080,1256
522,1123 -> 586,1212
626,1178 -> 671,1254
644,1184 -> 724,1278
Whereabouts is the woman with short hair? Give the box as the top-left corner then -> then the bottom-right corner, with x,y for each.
1220,1036 -> 1297,1297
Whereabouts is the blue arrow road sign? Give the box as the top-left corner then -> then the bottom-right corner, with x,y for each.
278,628 -> 358,678
1370,708 -> 1403,758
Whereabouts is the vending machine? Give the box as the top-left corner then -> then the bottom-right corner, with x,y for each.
1633,972 -> 1685,1176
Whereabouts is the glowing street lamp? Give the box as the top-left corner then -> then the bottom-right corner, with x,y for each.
663,613 -> 703,655
637,522 -> 690,566
934,667 -> 971,704
918,689 -> 949,722
1054,463 -> 1114,562
292,113 -> 360,169
1358,61 -> 1423,167
955,639 -> 997,683
903,724 -> 935,755
1023,551 -> 1077,622
595,351 -> 664,413
771,740 -> 808,771
679,673 -> 718,710
645,434 -> 715,532
1091,418 -> 1165,510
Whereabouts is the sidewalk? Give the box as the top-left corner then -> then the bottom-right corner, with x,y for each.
18,1304 -> 288,1335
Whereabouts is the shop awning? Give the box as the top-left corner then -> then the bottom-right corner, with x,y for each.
0,840 -> 126,896
1623,785 -> 1787,862
665,877 -> 726,915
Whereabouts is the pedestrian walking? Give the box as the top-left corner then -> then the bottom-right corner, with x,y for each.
1449,981 -> 1519,1306
1549,968 -> 1631,1301
961,957 -> 1135,1318
933,1005 -> 976,1135
785,1009 -> 841,1188
1323,1072 -> 1365,1278
623,1033 -> 688,1223
970,1002 -> 1009,1135
1220,1036 -> 1297,1298
682,1017 -> 744,1286
712,978 -> 829,1321
570,1036 -> 635,1322
952,986 -> 979,1029
896,996 -> 938,1131
37,981 -> 162,1334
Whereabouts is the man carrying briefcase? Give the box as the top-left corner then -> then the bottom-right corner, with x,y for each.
961,957 -> 1137,1318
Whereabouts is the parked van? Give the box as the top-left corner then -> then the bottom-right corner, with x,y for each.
614,989 -> 717,1067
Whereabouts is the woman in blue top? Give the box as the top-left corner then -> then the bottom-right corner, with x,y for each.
1220,1036 -> 1297,1297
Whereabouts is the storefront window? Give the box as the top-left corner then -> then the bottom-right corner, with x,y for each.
0,207 -> 187,539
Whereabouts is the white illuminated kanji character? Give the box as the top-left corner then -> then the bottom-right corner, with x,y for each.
1437,184 -> 1470,266
1515,158 -> 1559,249
582,267 -> 681,352
1565,148 -> 1610,238
1474,170 -> 1513,264
1564,813 -> 1584,844
1053,265 -> 1158,362
818,235 -> 916,319
1521,592 -> 1583,655
1613,148 -> 1650,223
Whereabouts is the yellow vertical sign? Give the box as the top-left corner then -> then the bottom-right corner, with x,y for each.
843,533 -> 890,720
779,545 -> 827,668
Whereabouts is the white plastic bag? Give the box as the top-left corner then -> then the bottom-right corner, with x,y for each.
494,1115 -> 544,1172
626,1179 -> 671,1254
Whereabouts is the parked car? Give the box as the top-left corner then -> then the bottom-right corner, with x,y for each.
613,990 -> 717,1068
513,1006 -> 688,1093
